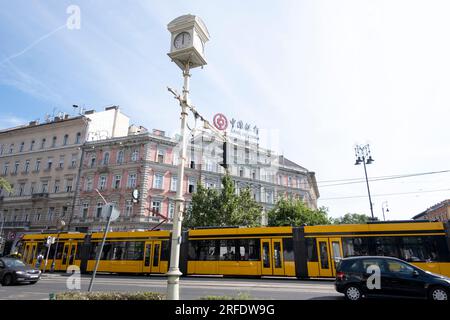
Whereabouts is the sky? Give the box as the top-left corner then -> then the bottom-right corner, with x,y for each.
1,0 -> 450,220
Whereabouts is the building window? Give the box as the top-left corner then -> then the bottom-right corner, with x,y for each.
59,156 -> 65,169
82,203 -> 89,219
98,175 -> 107,190
75,132 -> 81,144
30,182 -> 36,195
239,167 -> 244,177
102,152 -> 110,165
41,181 -> 49,193
117,150 -> 124,164
19,142 -> 24,152
127,173 -> 137,188
46,157 -> 53,170
125,200 -> 133,216
113,175 -> 121,189
131,149 -> 139,162
2,163 -> 8,176
18,183 -> 25,196
9,144 -> 14,154
0,144 -> 3,155
173,150 -> 179,165
170,176 -> 177,192
24,160 -> 30,173
35,159 -> 41,172
54,180 -> 60,193
47,207 -> 55,221
278,175 -> 283,185
288,176 -> 292,187
13,161 -> 19,174
168,202 -> 175,219
157,149 -> 165,163
65,179 -> 73,192
90,154 -> 96,168
188,178 -> 196,193
85,176 -> 93,192
151,201 -> 161,214
153,173 -> 164,189
52,136 -> 57,148
62,206 -> 68,217
40,138 -> 45,149
63,134 -> 69,146
71,155 -> 77,168
96,202 -> 103,218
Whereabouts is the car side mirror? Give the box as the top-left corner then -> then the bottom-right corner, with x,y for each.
412,270 -> 420,277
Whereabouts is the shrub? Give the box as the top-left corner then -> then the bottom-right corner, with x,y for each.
53,291 -> 166,300
200,292 -> 252,300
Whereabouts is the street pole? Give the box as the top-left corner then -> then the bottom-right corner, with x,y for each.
42,238 -> 52,274
167,63 -> 190,300
88,204 -> 113,292
362,156 -> 374,220
0,214 -> 4,256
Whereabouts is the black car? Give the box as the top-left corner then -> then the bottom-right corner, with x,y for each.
0,258 -> 41,286
335,256 -> 450,301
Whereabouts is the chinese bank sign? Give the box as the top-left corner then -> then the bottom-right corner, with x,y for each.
213,114 -> 260,142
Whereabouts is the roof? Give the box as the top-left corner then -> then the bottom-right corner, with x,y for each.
413,199 -> 450,219
278,155 -> 307,171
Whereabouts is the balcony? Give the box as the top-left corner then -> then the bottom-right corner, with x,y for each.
2,221 -> 30,229
31,193 -> 49,201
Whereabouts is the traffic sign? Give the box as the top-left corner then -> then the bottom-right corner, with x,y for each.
7,232 -> 16,241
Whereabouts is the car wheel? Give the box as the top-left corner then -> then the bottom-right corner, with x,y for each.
429,286 -> 448,301
2,274 -> 14,286
344,285 -> 363,301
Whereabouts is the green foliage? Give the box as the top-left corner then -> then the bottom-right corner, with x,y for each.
0,177 -> 12,193
333,213 -> 378,224
268,199 -> 331,226
200,292 -> 252,300
54,291 -> 166,300
184,175 -> 262,228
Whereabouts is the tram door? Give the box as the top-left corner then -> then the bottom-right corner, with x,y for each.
24,243 -> 37,265
61,242 -> 77,270
143,241 -> 162,274
261,239 -> 284,276
317,238 -> 343,277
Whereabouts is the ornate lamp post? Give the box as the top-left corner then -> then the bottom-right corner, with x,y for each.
354,144 -> 375,220
166,14 -> 210,300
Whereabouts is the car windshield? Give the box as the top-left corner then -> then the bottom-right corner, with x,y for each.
2,259 -> 26,268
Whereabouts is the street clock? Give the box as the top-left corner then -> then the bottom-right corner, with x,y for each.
132,189 -> 140,203
167,14 -> 210,70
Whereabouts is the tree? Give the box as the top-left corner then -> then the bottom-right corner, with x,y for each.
333,213 -> 377,224
184,175 -> 262,228
0,177 -> 12,194
267,199 -> 331,226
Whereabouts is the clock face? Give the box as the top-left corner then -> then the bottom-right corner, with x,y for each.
132,189 -> 139,199
174,32 -> 192,49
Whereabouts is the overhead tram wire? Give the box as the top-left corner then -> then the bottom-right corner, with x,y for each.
319,187 -> 450,201
317,169 -> 450,188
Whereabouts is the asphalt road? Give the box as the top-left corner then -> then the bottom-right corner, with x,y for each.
0,273 -> 343,300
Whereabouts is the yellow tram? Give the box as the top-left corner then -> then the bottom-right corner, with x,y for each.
16,221 -> 450,278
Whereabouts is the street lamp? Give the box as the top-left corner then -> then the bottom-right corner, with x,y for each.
382,201 -> 389,221
354,144 -> 375,220
166,15 -> 210,300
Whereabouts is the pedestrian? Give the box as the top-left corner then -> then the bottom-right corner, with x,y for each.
35,252 -> 44,269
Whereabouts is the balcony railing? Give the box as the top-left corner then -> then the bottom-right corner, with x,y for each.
31,192 -> 49,200
2,221 -> 31,228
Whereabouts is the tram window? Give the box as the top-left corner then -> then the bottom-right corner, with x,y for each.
273,242 -> 282,268
306,238 -> 318,262
126,242 -> 144,260
153,243 -> 160,267
144,244 -> 151,267
237,239 -> 260,261
262,242 -> 270,268
111,242 -> 126,260
342,237 -> 369,257
75,244 -> 83,260
101,243 -> 112,260
282,238 -> 294,261
188,240 -> 218,261
220,240 -> 237,261
160,241 -> 170,261
89,243 -> 98,260
319,242 -> 329,269
399,236 -> 447,262
373,237 -> 400,258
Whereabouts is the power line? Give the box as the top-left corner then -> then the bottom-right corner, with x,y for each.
318,169 -> 450,188
319,187 -> 450,201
